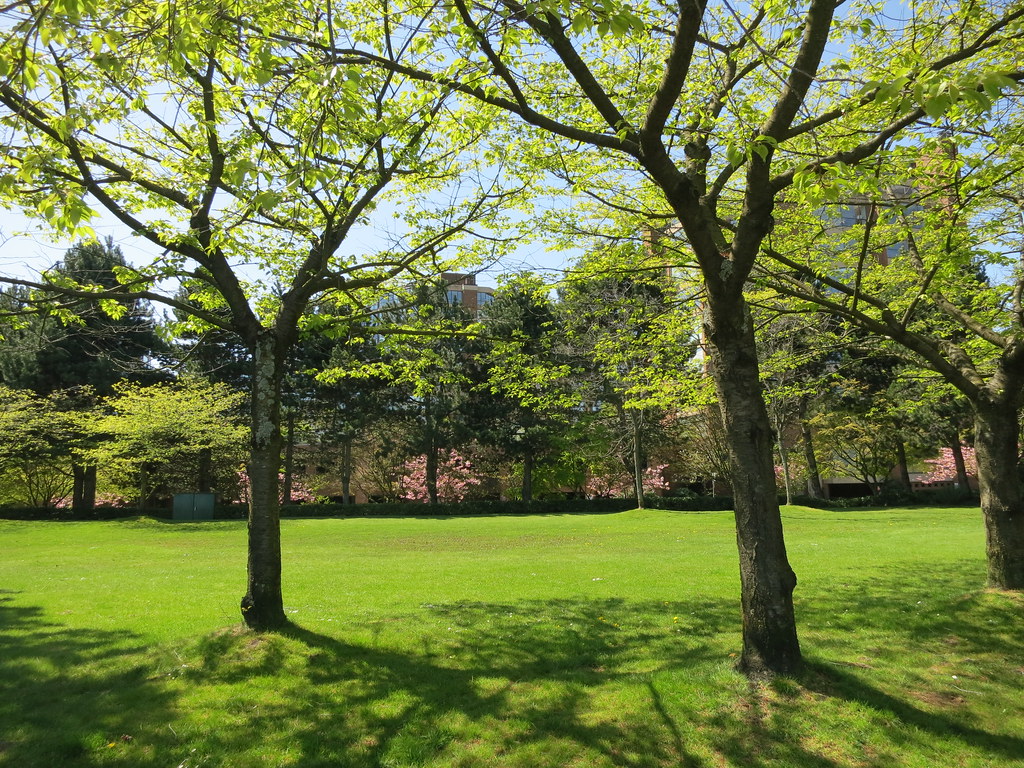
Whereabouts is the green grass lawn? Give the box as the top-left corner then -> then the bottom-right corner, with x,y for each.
1,506 -> 1022,767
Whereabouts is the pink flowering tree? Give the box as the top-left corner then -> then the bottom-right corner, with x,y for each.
399,450 -> 482,503
924,445 -> 978,484
584,463 -> 670,500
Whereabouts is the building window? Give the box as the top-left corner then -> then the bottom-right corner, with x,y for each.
477,292 -> 494,306
447,290 -> 463,304
886,241 -> 906,260
840,205 -> 868,226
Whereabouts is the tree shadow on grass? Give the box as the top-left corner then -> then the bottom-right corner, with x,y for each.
0,591 -> 179,767
3,556 -> 1021,768
180,596 -> 736,767
177,558 -> 1024,768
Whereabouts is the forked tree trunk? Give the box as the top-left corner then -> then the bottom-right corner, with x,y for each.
72,463 -> 96,513
241,333 -> 287,630
973,400 -> 1024,589
704,294 -> 802,676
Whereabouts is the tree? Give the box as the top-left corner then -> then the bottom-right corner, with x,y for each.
749,305 -> 844,503
91,378 -> 248,509
398,449 -> 483,502
362,280 -> 496,504
477,273 -> 575,501
2,239 -> 167,394
0,386 -> 82,508
0,1 -> 512,628
762,123 -> 1024,588
337,0 -> 1024,674
0,238 -> 167,511
558,252 -> 694,507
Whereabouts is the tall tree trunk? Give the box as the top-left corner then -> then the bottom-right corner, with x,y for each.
197,447 -> 212,494
282,408 -> 295,505
71,462 -> 96,513
522,452 -> 534,502
425,443 -> 439,505
137,464 -> 148,513
776,437 -> 792,506
950,434 -> 971,493
631,409 -> 645,509
424,404 -> 439,504
972,400 -> 1024,589
241,332 -> 287,630
800,405 -> 824,499
704,294 -> 802,676
340,435 -> 352,505
82,463 -> 96,510
895,437 -> 912,489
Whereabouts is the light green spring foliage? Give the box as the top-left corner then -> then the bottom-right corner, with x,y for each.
0,386 -> 87,506
90,377 -> 247,472
761,110 -> 1024,392
476,272 -> 579,411
559,243 -> 702,411
0,0 -> 518,336
407,0 -> 1024,255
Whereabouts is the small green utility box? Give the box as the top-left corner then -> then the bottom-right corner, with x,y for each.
173,493 -> 216,520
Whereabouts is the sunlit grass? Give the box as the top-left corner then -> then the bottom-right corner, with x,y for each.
1,506 -> 1021,767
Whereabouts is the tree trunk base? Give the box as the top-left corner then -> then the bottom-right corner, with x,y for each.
240,594 -> 289,631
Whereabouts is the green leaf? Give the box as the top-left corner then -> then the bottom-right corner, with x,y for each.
923,94 -> 951,119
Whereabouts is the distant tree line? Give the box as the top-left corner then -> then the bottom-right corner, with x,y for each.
0,240 -> 979,513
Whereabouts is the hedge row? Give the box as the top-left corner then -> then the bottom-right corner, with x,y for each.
0,489 -> 976,521
0,495 -> 736,521
272,495 -> 738,518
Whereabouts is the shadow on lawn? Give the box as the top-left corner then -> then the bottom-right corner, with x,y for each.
0,591 -> 178,768
180,560 -> 1022,768
2,557 -> 1021,768
185,596 -> 736,768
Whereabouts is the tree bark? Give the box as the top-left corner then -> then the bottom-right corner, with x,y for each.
776,437 -> 792,506
631,409 -> 645,508
197,447 -> 212,494
895,437 -> 912,489
71,462 -> 96,513
972,400 -> 1024,589
340,435 -> 352,505
522,451 -> 534,502
800,405 -> 824,499
704,294 -> 802,676
950,434 -> 971,493
282,408 -> 295,505
241,332 -> 288,630
424,402 -> 440,504
137,463 -> 150,513
425,443 -> 439,505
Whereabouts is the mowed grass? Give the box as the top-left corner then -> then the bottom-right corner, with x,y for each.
1,506 -> 1022,768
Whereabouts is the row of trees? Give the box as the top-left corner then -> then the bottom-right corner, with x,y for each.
2,0 -> 1023,676
0,379 -> 246,509
0,240 -> 979,512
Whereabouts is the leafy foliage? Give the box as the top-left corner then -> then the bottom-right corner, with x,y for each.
90,378 -> 247,504
0,387 -> 84,507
